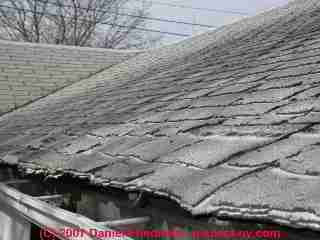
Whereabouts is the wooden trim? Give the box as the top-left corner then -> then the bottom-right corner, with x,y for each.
0,182 -> 133,240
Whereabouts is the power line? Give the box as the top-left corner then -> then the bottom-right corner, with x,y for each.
35,0 -> 217,28
112,13 -> 216,28
0,4 -> 191,37
133,0 -> 250,15
103,23 -> 190,36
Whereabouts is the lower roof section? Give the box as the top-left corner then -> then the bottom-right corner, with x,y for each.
0,40 -> 141,114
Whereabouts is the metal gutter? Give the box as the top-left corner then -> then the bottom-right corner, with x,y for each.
0,181 -> 133,240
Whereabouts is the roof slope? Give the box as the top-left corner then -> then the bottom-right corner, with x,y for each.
0,40 -> 141,114
2,0 -> 320,231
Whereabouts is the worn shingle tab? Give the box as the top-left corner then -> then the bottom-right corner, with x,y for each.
1,0 -> 320,231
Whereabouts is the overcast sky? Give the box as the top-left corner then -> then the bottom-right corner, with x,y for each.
145,0 -> 291,45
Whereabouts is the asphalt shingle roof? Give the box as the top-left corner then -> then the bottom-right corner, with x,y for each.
1,0 -> 320,231
0,40 -> 141,114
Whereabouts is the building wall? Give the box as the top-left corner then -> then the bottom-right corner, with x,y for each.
0,40 -> 141,114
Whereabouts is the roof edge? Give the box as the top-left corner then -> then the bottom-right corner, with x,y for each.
0,39 -> 144,53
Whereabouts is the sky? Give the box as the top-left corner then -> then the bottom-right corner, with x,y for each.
143,0 -> 291,45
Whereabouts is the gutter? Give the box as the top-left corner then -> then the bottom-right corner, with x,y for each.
0,180 -> 133,240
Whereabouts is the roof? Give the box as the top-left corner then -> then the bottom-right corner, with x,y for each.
1,0 -> 320,231
0,40 -> 141,114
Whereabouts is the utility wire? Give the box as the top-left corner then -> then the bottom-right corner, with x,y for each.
126,14 -> 216,28
103,23 -> 190,36
34,0 -> 217,28
133,0 -> 250,15
0,4 -> 191,37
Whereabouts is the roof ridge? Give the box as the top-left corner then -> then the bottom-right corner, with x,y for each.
0,39 -> 144,53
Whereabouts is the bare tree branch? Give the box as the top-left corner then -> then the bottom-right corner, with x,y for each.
0,0 -> 160,49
